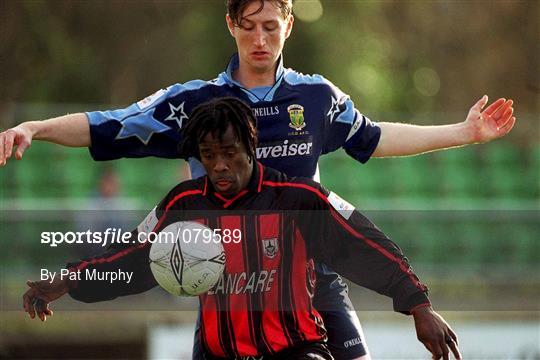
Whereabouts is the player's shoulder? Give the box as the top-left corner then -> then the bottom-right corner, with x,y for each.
167,76 -> 226,94
261,166 -> 330,204
283,68 -> 332,86
283,68 -> 346,97
137,78 -> 225,109
263,169 -> 356,217
158,177 -> 206,210
168,177 -> 205,197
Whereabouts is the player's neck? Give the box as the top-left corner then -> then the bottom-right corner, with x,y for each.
234,63 -> 276,89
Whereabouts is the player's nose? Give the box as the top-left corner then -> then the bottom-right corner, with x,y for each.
213,157 -> 229,172
253,26 -> 266,47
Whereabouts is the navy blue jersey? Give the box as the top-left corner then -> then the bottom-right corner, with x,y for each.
87,54 -> 381,179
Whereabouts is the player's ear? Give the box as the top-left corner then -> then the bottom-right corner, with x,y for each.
226,14 -> 236,37
284,14 -> 294,39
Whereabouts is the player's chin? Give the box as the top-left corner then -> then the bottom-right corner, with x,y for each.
248,58 -> 275,73
219,187 -> 239,198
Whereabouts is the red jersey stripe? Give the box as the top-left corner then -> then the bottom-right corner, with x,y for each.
200,295 -> 225,357
221,215 -> 256,356
252,215 -> 276,355
259,214 -> 289,351
257,162 -> 264,192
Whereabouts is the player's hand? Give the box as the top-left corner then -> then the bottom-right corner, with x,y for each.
464,95 -> 516,144
0,123 -> 34,166
411,305 -> 461,360
22,279 -> 70,321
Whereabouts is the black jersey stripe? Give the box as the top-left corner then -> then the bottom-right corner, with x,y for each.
246,214 -> 264,352
284,217 -> 305,343
252,214 -> 275,355
198,299 -> 210,355
223,283 -> 239,358
210,215 -> 237,359
216,294 -> 236,358
212,289 -> 230,357
277,215 -> 293,348
278,213 -> 304,347
241,215 -> 258,349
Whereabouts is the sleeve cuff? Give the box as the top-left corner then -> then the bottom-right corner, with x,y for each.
409,302 -> 432,313
394,291 -> 431,315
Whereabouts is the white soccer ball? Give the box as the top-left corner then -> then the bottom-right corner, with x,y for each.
149,221 -> 225,296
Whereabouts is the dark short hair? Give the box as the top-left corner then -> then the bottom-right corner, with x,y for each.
227,0 -> 293,27
178,97 -> 258,160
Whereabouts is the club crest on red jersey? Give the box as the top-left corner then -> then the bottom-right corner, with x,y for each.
263,238 -> 279,259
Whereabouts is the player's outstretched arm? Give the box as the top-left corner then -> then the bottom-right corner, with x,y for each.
300,180 -> 462,359
412,305 -> 461,360
22,277 -> 72,322
372,95 -> 516,157
0,113 -> 90,166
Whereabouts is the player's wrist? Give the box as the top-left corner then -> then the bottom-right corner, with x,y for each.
410,303 -> 433,317
20,121 -> 40,139
457,119 -> 479,145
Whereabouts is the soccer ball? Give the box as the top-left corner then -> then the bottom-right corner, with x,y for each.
149,221 -> 226,296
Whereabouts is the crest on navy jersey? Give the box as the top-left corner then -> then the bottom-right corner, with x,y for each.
263,238 -> 279,258
288,104 -> 306,131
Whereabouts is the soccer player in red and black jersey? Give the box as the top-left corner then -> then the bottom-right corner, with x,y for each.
23,97 -> 461,359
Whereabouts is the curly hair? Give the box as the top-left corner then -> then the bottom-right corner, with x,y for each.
178,97 -> 258,161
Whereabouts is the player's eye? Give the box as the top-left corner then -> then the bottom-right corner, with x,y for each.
201,152 -> 213,160
264,25 -> 278,32
239,21 -> 255,31
263,21 -> 279,32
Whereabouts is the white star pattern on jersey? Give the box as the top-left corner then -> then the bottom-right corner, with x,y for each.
164,101 -> 189,129
327,96 -> 341,123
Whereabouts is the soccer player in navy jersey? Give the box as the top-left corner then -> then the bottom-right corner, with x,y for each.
5,1 -> 515,359
23,97 -> 461,359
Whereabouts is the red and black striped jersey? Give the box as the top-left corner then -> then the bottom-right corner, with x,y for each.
67,162 -> 430,358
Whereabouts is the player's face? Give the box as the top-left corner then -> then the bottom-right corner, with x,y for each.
226,1 -> 293,76
199,125 -> 254,198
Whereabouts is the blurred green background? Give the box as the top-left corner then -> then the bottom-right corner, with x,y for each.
0,0 -> 538,359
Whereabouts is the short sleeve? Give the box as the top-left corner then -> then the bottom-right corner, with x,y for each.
87,82 -> 210,161
321,81 -> 381,163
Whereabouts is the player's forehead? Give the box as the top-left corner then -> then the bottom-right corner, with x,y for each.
241,1 -> 285,23
199,125 -> 244,151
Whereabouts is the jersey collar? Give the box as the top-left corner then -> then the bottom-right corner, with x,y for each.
223,53 -> 285,102
203,161 -> 264,208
